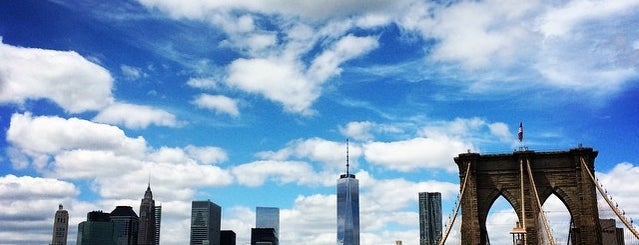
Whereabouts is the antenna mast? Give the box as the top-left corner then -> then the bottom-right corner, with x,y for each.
346,139 -> 350,175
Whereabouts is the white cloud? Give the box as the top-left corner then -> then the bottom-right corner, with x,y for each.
136,0 -> 407,21
186,77 -> 218,90
7,113 -> 147,159
0,40 -> 114,112
364,137 -> 470,172
93,102 -> 179,129
0,175 -> 78,244
256,137 -> 357,170
339,121 -> 375,141
192,93 -> 240,117
120,64 -> 145,80
231,160 -> 317,187
420,117 -> 514,146
307,34 -> 379,82
226,57 -> 318,115
6,112 -> 232,202
185,145 -> 228,165
539,0 -> 639,37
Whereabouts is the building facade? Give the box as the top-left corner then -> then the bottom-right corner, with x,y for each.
190,200 -> 222,245
220,230 -> 236,245
110,206 -> 140,245
419,192 -> 442,245
251,228 -> 278,245
138,184 -> 159,245
51,204 -> 69,245
154,205 -> 162,245
337,172 -> 360,245
77,211 -> 116,245
256,207 -> 279,238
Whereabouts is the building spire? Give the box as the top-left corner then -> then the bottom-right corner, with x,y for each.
346,139 -> 350,175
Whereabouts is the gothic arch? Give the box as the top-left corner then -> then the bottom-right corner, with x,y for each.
454,147 -> 601,245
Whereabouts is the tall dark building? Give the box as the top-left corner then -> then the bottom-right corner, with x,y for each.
154,205 -> 162,245
77,211 -> 116,245
251,228 -> 278,245
418,192 -> 442,245
51,204 -> 69,245
220,230 -> 236,245
337,140 -> 359,245
138,184 -> 160,245
111,206 -> 140,245
190,200 -> 222,245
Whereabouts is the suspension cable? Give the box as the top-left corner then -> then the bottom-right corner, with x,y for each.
525,158 -> 556,245
439,161 -> 472,245
579,157 -> 639,239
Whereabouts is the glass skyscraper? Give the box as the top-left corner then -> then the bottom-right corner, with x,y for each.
419,192 -> 442,245
256,207 -> 280,237
110,206 -> 140,245
190,200 -> 222,245
337,172 -> 359,245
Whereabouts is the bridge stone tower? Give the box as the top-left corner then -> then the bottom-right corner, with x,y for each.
454,147 -> 601,245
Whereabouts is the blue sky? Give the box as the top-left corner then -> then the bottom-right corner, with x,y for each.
1,0 -> 639,244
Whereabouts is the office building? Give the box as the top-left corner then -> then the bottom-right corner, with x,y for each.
138,184 -> 160,245
111,206 -> 140,245
256,207 -> 279,238
190,200 -> 222,245
77,211 -> 116,245
419,192 -> 442,245
220,230 -> 236,245
337,140 -> 360,245
51,204 -> 69,245
154,205 -> 162,245
251,228 -> 278,245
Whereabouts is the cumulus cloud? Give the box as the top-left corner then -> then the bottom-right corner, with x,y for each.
0,175 -> 78,244
256,137 -> 357,170
139,0 -> 381,115
7,113 -> 147,159
93,102 -> 180,129
231,160 -> 317,187
339,121 -> 375,141
363,137 -> 469,172
6,112 -> 232,202
0,40 -> 114,112
192,93 -> 240,117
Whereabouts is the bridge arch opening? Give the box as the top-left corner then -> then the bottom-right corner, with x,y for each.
485,195 -> 519,244
542,193 -> 572,244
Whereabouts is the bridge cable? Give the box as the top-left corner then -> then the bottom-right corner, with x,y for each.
525,158 -> 556,245
579,157 -> 639,240
438,160 -> 472,245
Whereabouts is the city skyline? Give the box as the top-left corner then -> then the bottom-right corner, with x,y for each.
2,0 -> 639,244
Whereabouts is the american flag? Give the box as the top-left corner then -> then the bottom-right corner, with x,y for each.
518,122 -> 523,142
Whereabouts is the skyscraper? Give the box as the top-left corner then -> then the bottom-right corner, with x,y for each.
190,200 -> 222,245
418,192 -> 442,245
251,228 -> 278,245
154,205 -> 162,245
138,184 -> 159,245
51,204 -> 69,245
337,140 -> 359,245
255,207 -> 279,238
77,211 -> 116,245
110,206 -> 140,245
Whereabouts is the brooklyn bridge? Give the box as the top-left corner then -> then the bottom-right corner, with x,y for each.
438,146 -> 639,245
